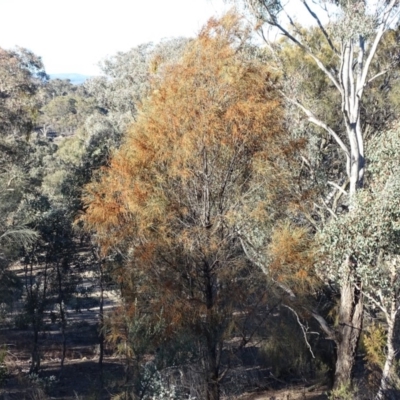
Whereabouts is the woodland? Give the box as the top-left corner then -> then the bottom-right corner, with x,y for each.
1,1 -> 400,399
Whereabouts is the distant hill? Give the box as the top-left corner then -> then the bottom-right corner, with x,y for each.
49,73 -> 91,85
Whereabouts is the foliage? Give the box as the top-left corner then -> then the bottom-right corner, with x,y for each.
39,93 -> 96,136
318,126 -> 400,290
318,125 -> 400,397
0,346 -> 9,387
2,3 -> 400,397
268,223 -> 319,293
328,382 -> 358,400
228,0 -> 400,389
363,323 -> 386,389
140,365 -> 197,400
84,37 -> 189,133
82,12 -> 290,399
0,47 -> 47,136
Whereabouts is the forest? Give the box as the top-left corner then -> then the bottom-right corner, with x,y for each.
1,1 -> 400,399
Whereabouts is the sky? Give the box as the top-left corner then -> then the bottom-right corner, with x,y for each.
0,0 -> 231,76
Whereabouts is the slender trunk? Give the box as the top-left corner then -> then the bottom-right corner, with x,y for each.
205,338 -> 220,400
31,327 -> 40,373
56,262 -> 67,376
336,113 -> 364,387
376,265 -> 398,400
99,260 -> 105,392
203,260 -> 221,400
376,320 -> 396,400
333,264 -> 363,389
347,123 -> 363,199
207,373 -> 220,400
29,254 -> 48,374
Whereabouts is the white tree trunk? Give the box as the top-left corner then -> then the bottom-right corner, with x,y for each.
375,319 -> 397,400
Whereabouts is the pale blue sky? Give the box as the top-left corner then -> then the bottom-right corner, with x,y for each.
0,0 -> 230,75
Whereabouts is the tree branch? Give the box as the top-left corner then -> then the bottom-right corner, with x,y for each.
327,181 -> 348,197
359,0 -> 399,95
258,5 -> 343,94
283,304 -> 315,358
367,69 -> 389,85
310,309 -> 336,341
301,0 -> 339,55
282,93 -> 350,159
356,284 -> 389,320
237,232 -> 296,298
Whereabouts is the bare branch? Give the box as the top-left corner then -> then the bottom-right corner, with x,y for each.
301,0 -> 339,55
327,181 -> 348,197
356,284 -> 389,320
238,232 -> 296,298
282,94 -> 350,159
283,304 -> 315,358
367,69 -> 389,85
258,5 -> 343,93
321,198 -> 338,219
359,0 -> 399,94
310,309 -> 336,341
332,178 -> 349,211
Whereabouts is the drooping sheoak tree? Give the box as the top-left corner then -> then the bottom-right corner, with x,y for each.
82,12 -> 294,400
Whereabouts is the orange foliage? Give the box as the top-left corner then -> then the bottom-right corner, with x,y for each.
81,12 -> 294,345
268,223 -> 319,293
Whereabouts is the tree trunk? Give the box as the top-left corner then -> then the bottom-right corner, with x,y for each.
98,259 -> 105,394
333,268 -> 363,389
376,264 -> 398,400
207,378 -> 220,400
375,320 -> 397,400
31,326 -> 40,374
203,339 -> 221,400
56,262 -> 67,378
203,257 -> 221,400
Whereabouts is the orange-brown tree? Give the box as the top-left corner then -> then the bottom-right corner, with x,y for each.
82,13 -> 294,399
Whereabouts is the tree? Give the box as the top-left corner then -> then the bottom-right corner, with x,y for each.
321,125 -> 400,399
0,137 -> 40,322
82,13 -> 293,399
0,47 -> 47,136
84,38 -> 189,134
229,0 -> 400,388
39,93 -> 96,137
0,48 -> 52,350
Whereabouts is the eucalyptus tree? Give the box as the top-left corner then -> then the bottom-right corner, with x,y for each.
84,37 -> 189,133
228,0 -> 400,388
0,46 -> 48,247
0,47 -> 47,136
320,125 -> 400,399
0,137 -> 40,320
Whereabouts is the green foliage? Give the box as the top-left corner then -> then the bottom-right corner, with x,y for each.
84,38 -> 189,134
328,382 -> 358,400
0,47 -> 47,136
0,346 -> 9,387
318,126 -> 400,293
40,94 -> 95,136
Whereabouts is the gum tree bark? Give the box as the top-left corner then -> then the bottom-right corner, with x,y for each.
334,262 -> 363,389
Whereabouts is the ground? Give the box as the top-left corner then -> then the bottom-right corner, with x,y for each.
0,260 -> 330,399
